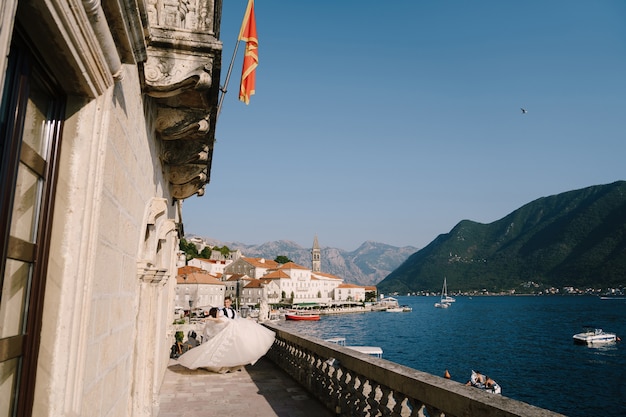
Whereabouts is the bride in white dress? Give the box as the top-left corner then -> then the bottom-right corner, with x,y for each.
176,307 -> 276,373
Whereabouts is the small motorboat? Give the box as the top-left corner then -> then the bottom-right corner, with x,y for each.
372,296 -> 401,311
346,345 -> 383,358
467,370 -> 501,394
325,337 -> 383,358
572,328 -> 619,345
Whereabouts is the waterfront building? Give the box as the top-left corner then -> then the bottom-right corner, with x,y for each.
222,273 -> 251,304
0,1 -> 223,415
335,283 -> 367,302
216,240 -> 353,307
275,262 -> 343,304
240,278 -> 281,307
175,271 -> 225,313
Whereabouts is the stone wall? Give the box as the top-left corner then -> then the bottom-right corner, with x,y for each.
1,0 -> 221,416
34,64 -> 179,417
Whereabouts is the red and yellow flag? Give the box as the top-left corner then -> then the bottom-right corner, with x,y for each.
238,0 -> 258,104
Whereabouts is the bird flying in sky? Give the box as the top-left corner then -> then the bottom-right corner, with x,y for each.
521,108 -> 527,114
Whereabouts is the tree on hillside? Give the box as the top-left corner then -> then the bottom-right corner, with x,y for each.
200,247 -> 211,259
179,238 -> 198,260
275,255 -> 292,264
216,245 -> 231,257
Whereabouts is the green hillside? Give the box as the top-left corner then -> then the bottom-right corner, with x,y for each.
377,181 -> 626,294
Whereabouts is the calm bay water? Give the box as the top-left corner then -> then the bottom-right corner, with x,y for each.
278,296 -> 626,417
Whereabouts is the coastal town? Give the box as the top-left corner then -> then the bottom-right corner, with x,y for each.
176,236 -> 379,321
176,236 -> 625,323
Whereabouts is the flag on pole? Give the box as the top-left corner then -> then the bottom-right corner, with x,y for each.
238,0 -> 258,104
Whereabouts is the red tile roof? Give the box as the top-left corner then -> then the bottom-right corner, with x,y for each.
177,265 -> 205,275
225,273 -> 248,281
176,272 -> 223,285
311,271 -> 342,280
242,257 -> 280,269
244,279 -> 265,288
262,270 -> 291,279
338,283 -> 365,289
278,261 -> 308,270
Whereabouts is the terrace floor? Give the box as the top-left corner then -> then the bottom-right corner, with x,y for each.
156,357 -> 335,417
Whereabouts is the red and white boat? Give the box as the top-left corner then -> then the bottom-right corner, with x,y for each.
285,311 -> 320,321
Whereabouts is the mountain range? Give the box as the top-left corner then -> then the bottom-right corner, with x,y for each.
377,181 -> 626,294
188,181 -> 626,293
188,237 -> 418,286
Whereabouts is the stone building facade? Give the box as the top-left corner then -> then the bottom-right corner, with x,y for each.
224,257 -> 280,279
188,257 -> 232,275
335,283 -> 367,302
175,272 -> 225,312
0,1 -> 222,416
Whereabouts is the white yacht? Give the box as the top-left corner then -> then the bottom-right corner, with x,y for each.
572,328 -> 619,345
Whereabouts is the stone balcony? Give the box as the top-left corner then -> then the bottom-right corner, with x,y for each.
158,322 -> 566,417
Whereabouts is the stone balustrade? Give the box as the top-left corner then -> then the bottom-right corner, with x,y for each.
263,322 -> 565,417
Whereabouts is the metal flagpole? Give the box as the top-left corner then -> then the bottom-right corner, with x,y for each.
216,39 -> 241,121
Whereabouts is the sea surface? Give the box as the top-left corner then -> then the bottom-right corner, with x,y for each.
278,296 -> 626,417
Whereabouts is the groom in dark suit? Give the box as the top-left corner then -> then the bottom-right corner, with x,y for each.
222,296 -> 236,319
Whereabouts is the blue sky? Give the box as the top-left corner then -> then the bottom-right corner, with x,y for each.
182,1 -> 626,251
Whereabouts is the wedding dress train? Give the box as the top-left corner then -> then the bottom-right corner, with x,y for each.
176,317 -> 276,373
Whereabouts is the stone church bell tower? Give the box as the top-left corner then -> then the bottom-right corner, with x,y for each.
311,235 -> 321,273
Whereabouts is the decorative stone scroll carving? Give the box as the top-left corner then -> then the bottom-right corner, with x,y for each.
143,0 -> 222,200
144,59 -> 213,99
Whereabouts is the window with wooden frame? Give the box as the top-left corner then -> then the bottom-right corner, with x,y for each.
0,33 -> 65,417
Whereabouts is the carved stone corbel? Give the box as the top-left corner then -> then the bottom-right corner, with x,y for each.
155,107 -> 210,141
172,180 -> 206,199
143,0 -> 222,201
161,139 -> 210,165
166,165 -> 207,185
